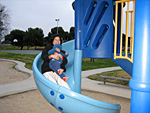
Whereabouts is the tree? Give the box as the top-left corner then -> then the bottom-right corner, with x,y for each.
34,27 -> 44,49
51,27 -> 65,39
50,26 -> 75,42
0,4 -> 10,50
63,31 -> 69,42
44,32 -> 51,45
69,27 -> 75,40
4,34 -> 11,44
9,29 -> 26,50
25,27 -> 44,49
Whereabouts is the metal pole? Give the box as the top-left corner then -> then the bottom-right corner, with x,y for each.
129,0 -> 150,113
55,19 -> 59,34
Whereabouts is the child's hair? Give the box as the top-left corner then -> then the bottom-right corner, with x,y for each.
50,34 -> 62,45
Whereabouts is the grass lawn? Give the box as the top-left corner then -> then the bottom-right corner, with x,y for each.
82,58 -> 118,70
0,52 -> 37,70
1,44 -> 44,50
88,69 -> 131,85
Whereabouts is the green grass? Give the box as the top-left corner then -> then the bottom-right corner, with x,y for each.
82,58 -> 118,71
1,45 -> 20,50
88,69 -> 132,85
0,52 -> 37,70
1,44 -> 44,50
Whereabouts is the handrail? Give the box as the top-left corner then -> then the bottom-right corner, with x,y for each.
114,0 -> 135,63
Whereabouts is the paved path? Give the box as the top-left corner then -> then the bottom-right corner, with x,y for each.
81,67 -> 131,99
0,58 -> 131,99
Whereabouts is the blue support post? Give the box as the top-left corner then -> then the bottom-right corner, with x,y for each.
73,0 -> 83,93
129,0 -> 150,113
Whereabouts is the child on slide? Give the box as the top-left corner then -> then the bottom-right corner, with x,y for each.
48,44 -> 69,82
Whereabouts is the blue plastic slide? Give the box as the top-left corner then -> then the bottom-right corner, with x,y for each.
33,40 -> 121,113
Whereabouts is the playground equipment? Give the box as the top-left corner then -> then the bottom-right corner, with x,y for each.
33,0 -> 150,113
33,40 -> 120,113
113,0 -> 134,76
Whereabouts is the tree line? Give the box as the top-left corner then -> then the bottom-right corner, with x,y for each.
3,26 -> 75,50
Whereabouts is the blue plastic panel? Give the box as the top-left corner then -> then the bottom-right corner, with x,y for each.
56,86 -> 120,113
112,57 -> 133,76
75,0 -> 113,58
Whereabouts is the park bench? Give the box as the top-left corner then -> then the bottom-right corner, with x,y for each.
99,75 -> 130,84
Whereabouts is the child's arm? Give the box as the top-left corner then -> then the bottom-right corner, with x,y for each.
48,48 -> 56,55
60,50 -> 69,57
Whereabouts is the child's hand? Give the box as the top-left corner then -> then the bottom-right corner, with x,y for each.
65,52 -> 68,55
51,54 -> 60,60
56,48 -> 60,52
57,53 -> 63,59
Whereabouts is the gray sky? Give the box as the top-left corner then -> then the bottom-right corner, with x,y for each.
1,0 -> 75,36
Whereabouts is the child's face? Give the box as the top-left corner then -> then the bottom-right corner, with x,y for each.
53,36 -> 61,45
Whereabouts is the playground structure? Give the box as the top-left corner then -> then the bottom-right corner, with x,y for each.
33,0 -> 150,113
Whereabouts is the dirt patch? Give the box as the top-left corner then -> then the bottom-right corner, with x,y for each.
0,90 -> 130,113
0,60 -> 30,85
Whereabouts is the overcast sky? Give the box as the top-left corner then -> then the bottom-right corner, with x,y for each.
1,0 -> 134,38
1,0 -> 75,36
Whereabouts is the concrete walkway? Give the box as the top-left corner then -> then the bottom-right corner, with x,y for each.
0,58 -> 131,99
81,67 -> 131,99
